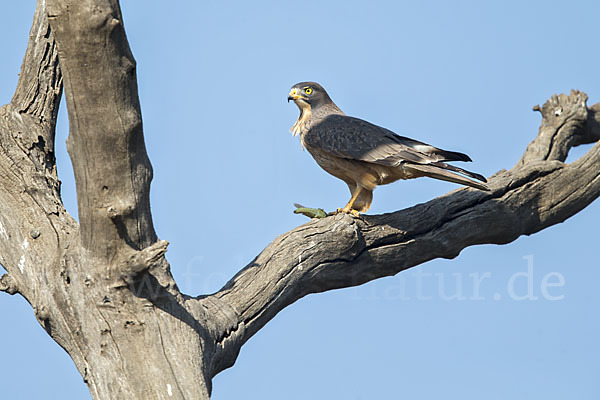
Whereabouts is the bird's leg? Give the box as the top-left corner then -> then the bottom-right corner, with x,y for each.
337,187 -> 363,216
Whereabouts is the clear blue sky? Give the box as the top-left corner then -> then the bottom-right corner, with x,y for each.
1,1 -> 599,398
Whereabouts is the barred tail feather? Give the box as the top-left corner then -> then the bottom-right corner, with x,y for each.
429,161 -> 488,183
405,163 -> 490,191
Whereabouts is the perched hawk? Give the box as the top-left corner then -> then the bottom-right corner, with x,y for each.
288,81 -> 489,215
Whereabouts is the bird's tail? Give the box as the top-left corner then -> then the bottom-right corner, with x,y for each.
404,162 -> 490,191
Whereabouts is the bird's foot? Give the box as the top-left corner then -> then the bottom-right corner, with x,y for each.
293,203 -> 328,219
331,207 -> 361,217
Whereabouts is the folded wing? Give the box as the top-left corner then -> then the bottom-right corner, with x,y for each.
305,114 -> 487,185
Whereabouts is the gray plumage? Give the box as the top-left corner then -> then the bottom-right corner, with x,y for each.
288,81 -> 489,214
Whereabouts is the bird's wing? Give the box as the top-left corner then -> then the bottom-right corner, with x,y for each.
304,114 -> 472,166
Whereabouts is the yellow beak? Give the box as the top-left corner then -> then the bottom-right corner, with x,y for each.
287,88 -> 304,102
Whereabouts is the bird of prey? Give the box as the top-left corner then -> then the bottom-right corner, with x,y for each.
287,81 -> 489,215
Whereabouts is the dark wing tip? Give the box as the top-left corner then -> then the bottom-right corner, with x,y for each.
447,150 -> 472,162
431,149 -> 473,162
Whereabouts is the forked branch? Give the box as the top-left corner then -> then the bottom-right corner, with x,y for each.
1,1 -> 599,398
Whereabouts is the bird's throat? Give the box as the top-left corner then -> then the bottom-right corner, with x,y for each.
290,104 -> 312,148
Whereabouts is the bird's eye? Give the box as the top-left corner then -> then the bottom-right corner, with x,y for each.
304,87 -> 313,95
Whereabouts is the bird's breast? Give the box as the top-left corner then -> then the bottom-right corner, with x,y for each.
290,107 -> 312,139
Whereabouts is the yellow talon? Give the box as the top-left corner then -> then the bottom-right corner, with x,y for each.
332,207 -> 361,217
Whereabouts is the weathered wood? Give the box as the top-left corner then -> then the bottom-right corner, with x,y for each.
1,1 -> 218,399
0,1 -> 598,399
47,0 -> 156,259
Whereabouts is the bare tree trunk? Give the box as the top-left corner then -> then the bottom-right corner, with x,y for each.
0,1 -> 598,399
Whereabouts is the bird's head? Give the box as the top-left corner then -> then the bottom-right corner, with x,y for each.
287,82 -> 331,112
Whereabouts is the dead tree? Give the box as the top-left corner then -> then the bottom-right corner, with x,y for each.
0,1 -> 598,399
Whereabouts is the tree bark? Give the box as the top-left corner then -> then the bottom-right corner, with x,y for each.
1,1 -> 599,399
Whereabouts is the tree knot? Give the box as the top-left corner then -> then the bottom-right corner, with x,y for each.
116,240 -> 169,283
0,273 -> 19,295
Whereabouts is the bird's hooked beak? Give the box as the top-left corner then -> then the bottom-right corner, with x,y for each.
287,88 -> 307,103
